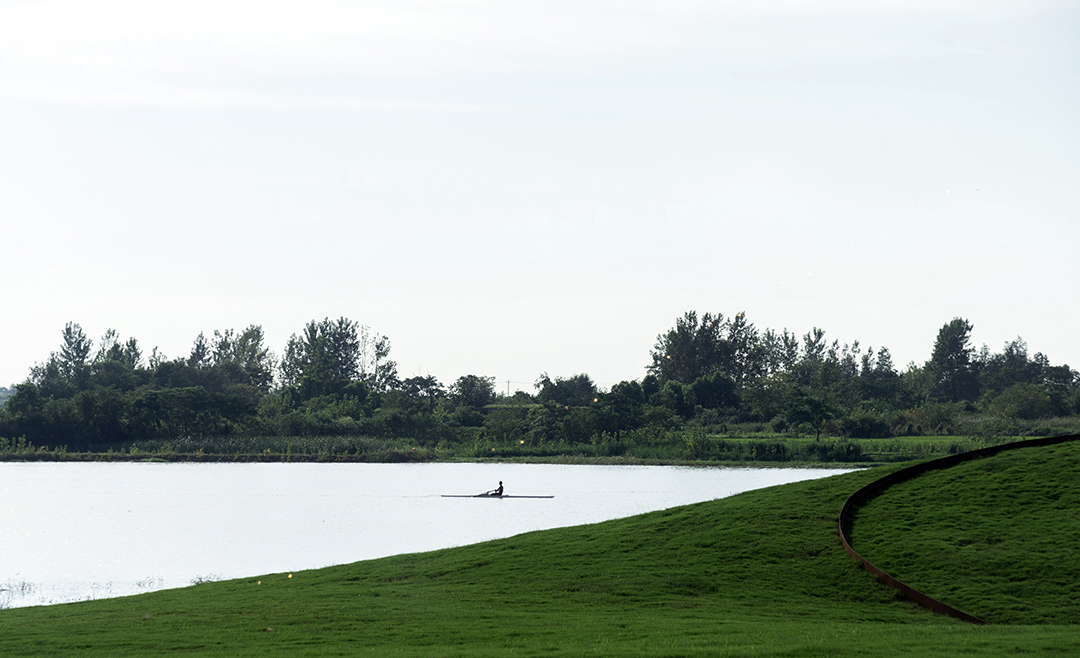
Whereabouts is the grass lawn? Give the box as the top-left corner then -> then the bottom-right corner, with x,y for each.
848,439 -> 1080,624
0,442 -> 1076,656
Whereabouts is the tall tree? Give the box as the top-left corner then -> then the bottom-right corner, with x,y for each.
802,327 -> 827,363
726,312 -> 762,385
29,322 -> 94,397
280,317 -> 362,398
58,322 -> 93,387
94,328 -> 142,370
211,325 -> 275,391
649,311 -> 733,384
88,328 -> 144,391
979,337 -> 1044,397
928,318 -> 979,403
188,332 -> 211,368
358,326 -> 398,392
757,328 -> 800,376
858,346 -> 901,406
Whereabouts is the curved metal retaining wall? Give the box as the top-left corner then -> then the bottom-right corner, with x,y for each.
837,433 -> 1080,625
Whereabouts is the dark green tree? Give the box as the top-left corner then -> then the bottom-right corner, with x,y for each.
2,383 -> 45,432
726,312 -> 762,385
280,317 -> 362,399
58,322 -> 93,389
649,311 -> 733,384
483,408 -> 527,444
609,379 -> 645,404
535,373 -> 597,407
28,358 -> 72,399
188,332 -> 212,368
399,375 -> 445,413
94,329 -> 142,370
979,337 -> 1044,398
757,328 -> 800,376
75,386 -> 131,444
651,380 -> 697,419
786,386 -> 834,440
211,325 -> 276,392
987,383 -> 1054,420
641,374 -> 661,398
593,385 -> 646,436
88,329 -> 145,391
802,327 -> 828,363
28,322 -> 95,398
451,374 -> 496,408
1041,364 -> 1078,414
741,372 -> 790,422
689,371 -> 739,410
858,346 -> 902,407
927,318 -> 979,403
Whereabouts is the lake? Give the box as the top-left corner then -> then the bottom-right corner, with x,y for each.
0,462 -> 855,608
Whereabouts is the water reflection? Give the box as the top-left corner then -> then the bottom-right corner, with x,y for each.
0,462 -> 853,608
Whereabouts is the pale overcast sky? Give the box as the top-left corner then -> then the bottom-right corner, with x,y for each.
2,0 -> 1077,391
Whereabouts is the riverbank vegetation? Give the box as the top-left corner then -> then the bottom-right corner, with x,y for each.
0,441 -> 1076,656
2,313 -> 1078,462
0,432 -> 1044,467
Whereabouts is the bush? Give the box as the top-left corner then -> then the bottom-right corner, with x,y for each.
987,383 -> 1055,420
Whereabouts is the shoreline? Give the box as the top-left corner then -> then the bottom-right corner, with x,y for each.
0,450 -> 877,469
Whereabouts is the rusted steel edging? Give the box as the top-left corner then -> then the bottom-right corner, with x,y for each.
838,433 -> 1080,624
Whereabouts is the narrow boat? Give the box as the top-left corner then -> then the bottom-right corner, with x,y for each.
441,494 -> 554,499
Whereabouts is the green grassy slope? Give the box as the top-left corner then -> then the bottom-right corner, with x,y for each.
848,439 -> 1080,624
1,458 -> 1077,657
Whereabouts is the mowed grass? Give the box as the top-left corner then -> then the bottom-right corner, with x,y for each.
848,439 -> 1080,624
1,452 -> 1077,657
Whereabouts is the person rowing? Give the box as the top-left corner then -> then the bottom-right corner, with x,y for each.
488,481 -> 504,497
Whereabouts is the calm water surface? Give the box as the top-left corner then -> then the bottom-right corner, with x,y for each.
0,462 -> 854,608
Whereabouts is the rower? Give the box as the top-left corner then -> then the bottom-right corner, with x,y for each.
493,481 -> 504,496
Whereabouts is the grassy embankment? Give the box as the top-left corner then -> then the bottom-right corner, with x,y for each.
847,439 -> 1080,625
1,440 -> 1077,656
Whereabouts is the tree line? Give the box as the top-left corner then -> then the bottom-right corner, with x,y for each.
1,313 -> 1078,452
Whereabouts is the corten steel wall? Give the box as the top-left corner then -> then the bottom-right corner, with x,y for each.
838,433 -> 1080,625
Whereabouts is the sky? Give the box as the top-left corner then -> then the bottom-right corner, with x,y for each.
2,0 -> 1077,393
